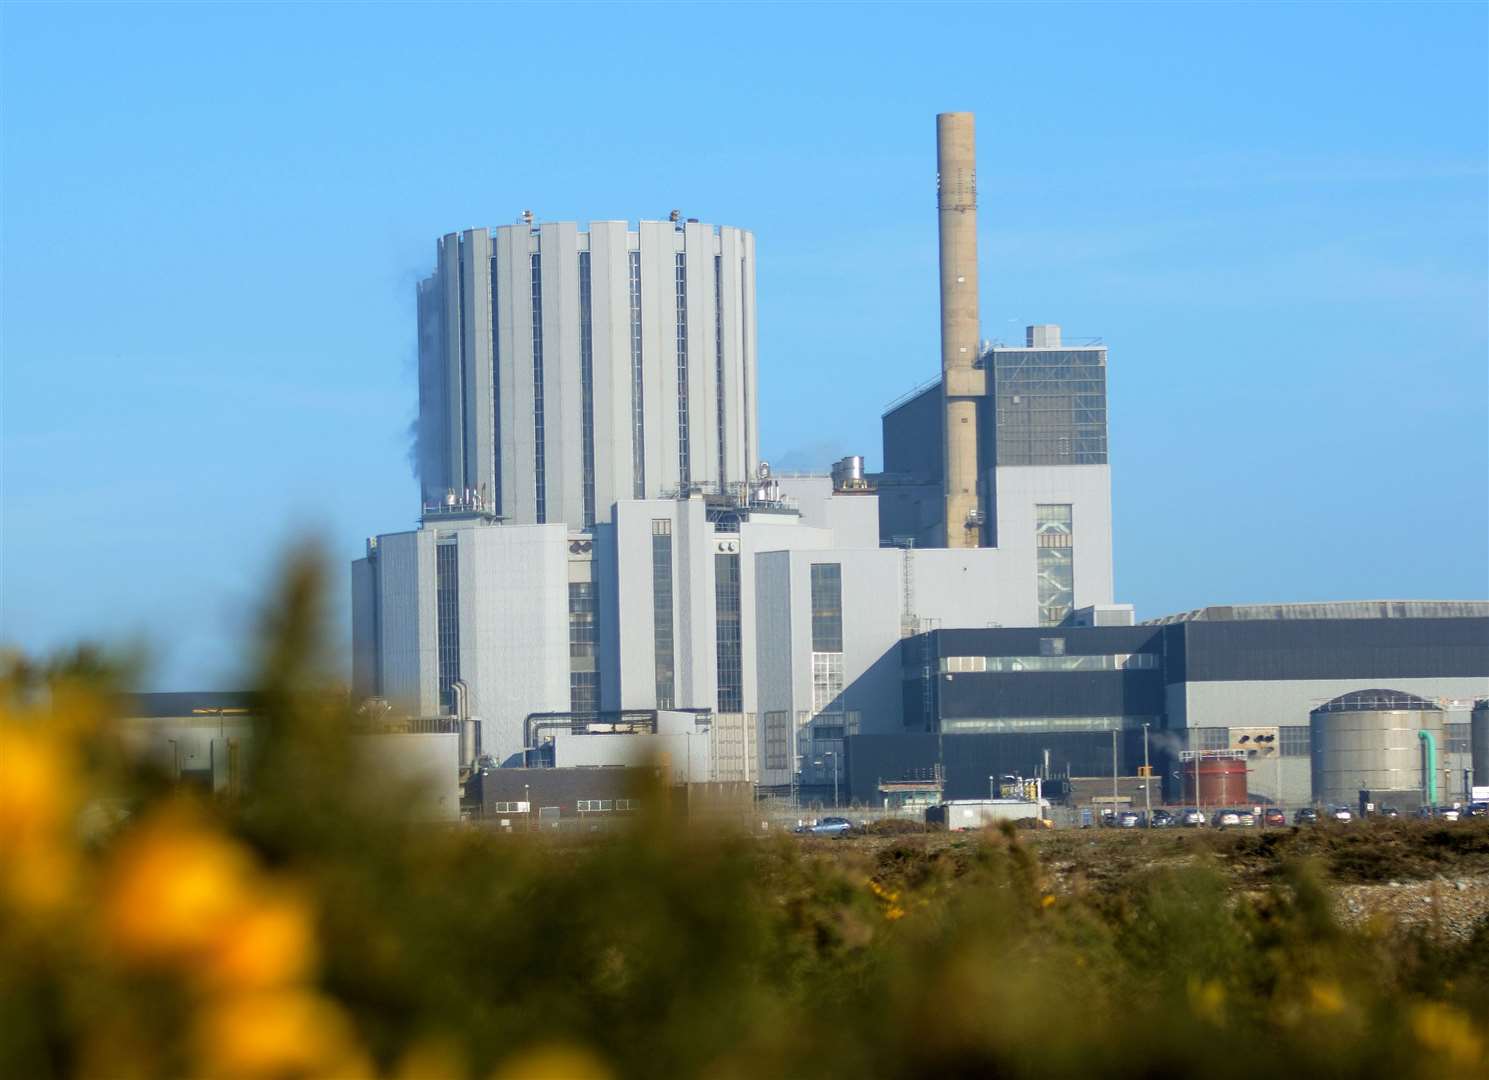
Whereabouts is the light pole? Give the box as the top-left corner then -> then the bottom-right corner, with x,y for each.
989,774 -> 996,800
524,783 -> 531,833
1142,722 -> 1152,825
1111,728 -> 1119,817
167,738 -> 180,781
825,751 -> 839,808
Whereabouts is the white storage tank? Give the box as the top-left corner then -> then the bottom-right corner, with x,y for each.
1310,689 -> 1445,806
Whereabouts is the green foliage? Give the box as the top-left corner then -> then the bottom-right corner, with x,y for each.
2,546 -> 1486,1078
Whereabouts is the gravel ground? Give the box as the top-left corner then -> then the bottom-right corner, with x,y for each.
1333,873 -> 1489,942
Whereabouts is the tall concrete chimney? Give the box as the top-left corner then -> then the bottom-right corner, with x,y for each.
936,112 -> 984,547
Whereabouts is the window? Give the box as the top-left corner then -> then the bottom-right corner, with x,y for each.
675,253 -> 690,487
569,582 -> 598,717
652,520 -> 675,709
578,251 -> 596,527
809,563 -> 843,652
811,652 -> 844,716
456,239 -> 469,485
1280,726 -> 1311,757
1445,724 -> 1469,754
1035,504 -> 1074,626
629,250 -> 645,497
1192,727 -> 1230,751
489,801 -> 528,814
489,255 -> 501,515
939,653 -> 1159,673
577,799 -> 614,813
531,253 -> 546,522
715,552 -> 742,712
764,710 -> 791,772
436,541 -> 460,710
992,347 -> 1108,466
714,253 -> 726,491
1039,637 -> 1066,656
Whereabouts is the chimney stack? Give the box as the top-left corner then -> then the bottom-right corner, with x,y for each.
936,112 -> 984,547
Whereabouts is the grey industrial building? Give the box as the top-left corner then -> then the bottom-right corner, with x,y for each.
351,112 -> 1487,810
850,602 -> 1489,805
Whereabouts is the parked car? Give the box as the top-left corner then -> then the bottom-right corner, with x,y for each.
1211,809 -> 1241,829
1262,807 -> 1287,827
1180,808 -> 1206,828
1118,810 -> 1142,828
1465,803 -> 1489,819
1235,809 -> 1257,827
794,816 -> 853,836
1434,806 -> 1461,823
1150,809 -> 1176,828
1293,807 -> 1319,825
1328,806 -> 1353,823
1377,806 -> 1400,819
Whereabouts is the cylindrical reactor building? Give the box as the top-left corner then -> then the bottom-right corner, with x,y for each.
415,219 -> 760,528
1310,689 -> 1445,805
1473,699 -> 1489,787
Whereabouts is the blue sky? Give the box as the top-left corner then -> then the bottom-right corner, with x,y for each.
3,2 -> 1486,689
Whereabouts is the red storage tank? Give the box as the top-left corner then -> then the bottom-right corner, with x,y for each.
1182,756 -> 1248,807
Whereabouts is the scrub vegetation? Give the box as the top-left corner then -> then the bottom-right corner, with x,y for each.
3,549 -> 1486,1079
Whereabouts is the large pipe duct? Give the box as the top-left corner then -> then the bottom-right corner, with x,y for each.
936,112 -> 984,547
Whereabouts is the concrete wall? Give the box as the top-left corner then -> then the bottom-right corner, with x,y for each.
459,524 -> 570,764
353,732 -> 461,822
992,464 -> 1114,619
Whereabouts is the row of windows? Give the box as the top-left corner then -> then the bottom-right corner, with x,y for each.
435,542 -> 460,711
578,252 -> 596,527
939,653 -> 1159,674
530,253 -> 546,523
675,253 -> 691,487
715,553 -> 743,713
809,563 -> 843,652
714,254 -> 727,493
1035,503 -> 1074,627
489,801 -> 528,813
942,715 -> 1141,734
487,256 -> 502,514
577,799 -> 641,812
569,581 -> 599,717
652,520 -> 675,709
629,251 -> 646,498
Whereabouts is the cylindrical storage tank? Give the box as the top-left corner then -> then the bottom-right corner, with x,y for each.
1472,700 -> 1489,787
1181,756 -> 1248,807
1310,689 -> 1444,806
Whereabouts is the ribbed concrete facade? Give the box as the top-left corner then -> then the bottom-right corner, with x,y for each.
416,221 -> 759,528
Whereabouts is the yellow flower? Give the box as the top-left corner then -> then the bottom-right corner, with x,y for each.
0,727 -> 79,913
1040,894 -> 1056,908
200,886 -> 318,991
103,811 -> 257,966
490,1044 -> 612,1080
1187,978 -> 1226,1025
1306,979 -> 1345,1015
1411,1003 -> 1484,1066
195,988 -> 372,1079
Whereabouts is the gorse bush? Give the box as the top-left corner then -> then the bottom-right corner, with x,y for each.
2,547 -> 1486,1079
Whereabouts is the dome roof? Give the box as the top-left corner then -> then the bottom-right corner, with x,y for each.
1313,688 -> 1441,713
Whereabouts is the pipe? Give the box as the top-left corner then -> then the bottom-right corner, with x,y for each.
936,112 -> 984,548
1419,729 -> 1438,806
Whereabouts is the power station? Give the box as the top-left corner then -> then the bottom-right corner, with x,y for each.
350,112 -> 1489,811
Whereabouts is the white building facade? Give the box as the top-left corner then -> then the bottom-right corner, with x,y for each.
415,219 -> 760,528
